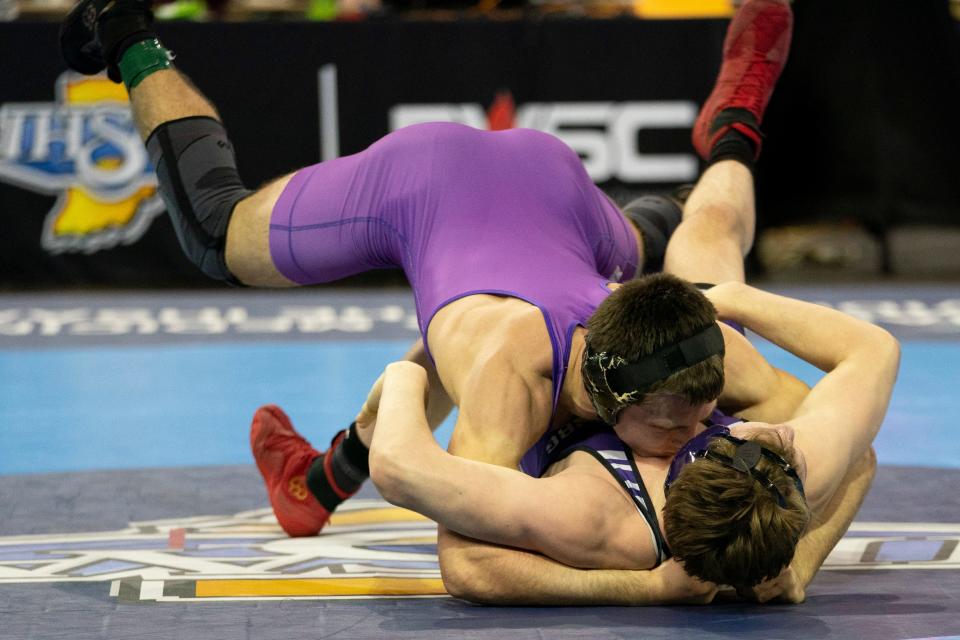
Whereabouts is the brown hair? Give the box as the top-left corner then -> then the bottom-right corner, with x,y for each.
662,430 -> 811,590
585,273 -> 724,405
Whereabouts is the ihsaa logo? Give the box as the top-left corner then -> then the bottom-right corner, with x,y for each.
0,72 -> 163,254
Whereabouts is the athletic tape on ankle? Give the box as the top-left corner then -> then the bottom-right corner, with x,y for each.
119,38 -> 174,90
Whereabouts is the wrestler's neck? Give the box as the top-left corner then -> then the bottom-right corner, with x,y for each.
558,327 -> 597,420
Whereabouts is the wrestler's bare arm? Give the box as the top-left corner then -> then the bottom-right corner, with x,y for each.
708,282 -> 900,512
717,323 -> 810,423
404,339 -> 454,428
368,362 -> 650,570
752,446 -> 877,603
356,339 -> 452,436
438,529 -> 715,606
366,361 -> 715,604
713,315 -> 876,599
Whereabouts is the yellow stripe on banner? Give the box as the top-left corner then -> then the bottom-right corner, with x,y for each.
634,0 -> 734,18
64,76 -> 130,105
195,577 -> 447,598
53,186 -> 157,235
328,507 -> 430,526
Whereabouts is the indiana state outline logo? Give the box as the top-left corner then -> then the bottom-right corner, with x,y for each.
0,72 -> 164,254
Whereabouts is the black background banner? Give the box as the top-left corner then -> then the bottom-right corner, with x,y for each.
0,19 -> 726,288
1,5 -> 958,288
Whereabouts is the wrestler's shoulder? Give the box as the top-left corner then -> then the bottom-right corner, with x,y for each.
544,452 -> 659,569
544,449 -> 616,479
429,296 -> 553,398
484,299 -> 556,373
435,295 -> 554,364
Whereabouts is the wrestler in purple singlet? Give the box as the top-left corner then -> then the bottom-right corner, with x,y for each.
269,122 -> 639,409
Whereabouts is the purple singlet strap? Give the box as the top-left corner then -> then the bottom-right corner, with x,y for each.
520,420 -> 670,564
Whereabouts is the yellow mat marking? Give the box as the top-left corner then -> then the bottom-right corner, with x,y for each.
329,507 -> 430,526
195,577 -> 446,597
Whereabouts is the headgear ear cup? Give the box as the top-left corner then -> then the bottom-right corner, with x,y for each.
731,440 -> 762,472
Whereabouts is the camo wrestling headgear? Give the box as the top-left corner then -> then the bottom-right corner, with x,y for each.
581,322 -> 725,425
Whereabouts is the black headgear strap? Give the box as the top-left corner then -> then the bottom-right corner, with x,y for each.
693,436 -> 806,508
600,323 -> 725,396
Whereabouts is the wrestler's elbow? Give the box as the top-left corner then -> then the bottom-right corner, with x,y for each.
883,333 -> 902,378
864,327 -> 901,375
439,544 -> 509,604
874,325 -> 900,357
369,450 -> 413,509
441,563 -> 496,604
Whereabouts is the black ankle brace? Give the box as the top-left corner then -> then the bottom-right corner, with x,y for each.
341,423 -> 370,470
305,423 -> 369,511
708,129 -> 757,172
707,108 -> 761,170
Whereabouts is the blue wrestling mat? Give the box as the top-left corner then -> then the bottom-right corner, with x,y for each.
1,284 -> 959,639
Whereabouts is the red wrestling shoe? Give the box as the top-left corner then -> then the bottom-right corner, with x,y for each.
251,404 -> 346,537
692,0 -> 794,160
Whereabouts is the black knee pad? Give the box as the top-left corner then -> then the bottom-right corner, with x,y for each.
622,193 -> 684,274
145,116 -> 253,284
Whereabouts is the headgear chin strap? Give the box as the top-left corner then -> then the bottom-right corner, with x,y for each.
582,323 -> 725,424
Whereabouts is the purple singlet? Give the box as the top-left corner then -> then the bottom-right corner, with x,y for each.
269,123 -> 638,408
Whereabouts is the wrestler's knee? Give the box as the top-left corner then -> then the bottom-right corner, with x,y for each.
225,176 -> 297,288
681,201 -> 755,254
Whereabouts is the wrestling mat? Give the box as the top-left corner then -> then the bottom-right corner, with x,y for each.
1,284 -> 958,639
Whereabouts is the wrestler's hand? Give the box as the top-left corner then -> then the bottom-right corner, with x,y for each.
745,565 -> 806,604
356,372 -> 385,431
357,362 -> 431,432
653,559 -> 718,605
366,361 -> 435,508
701,280 -> 745,320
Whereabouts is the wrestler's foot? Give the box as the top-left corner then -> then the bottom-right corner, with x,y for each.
60,0 -> 155,82
251,405 -> 348,537
692,0 -> 793,160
